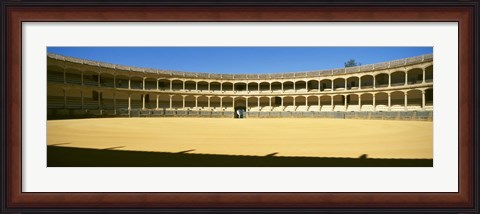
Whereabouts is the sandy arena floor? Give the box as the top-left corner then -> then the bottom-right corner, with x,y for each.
47,118 -> 433,159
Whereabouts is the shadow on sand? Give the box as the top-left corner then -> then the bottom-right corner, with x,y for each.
47,146 -> 433,167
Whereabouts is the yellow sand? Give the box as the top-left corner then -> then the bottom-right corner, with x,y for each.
47,118 -> 433,159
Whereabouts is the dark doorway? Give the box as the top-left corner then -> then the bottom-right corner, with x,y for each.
234,107 -> 245,118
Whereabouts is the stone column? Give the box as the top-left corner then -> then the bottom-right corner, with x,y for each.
318,80 -> 321,91
404,93 -> 408,111
169,95 -> 173,109
359,77 -> 362,89
169,80 -> 172,91
281,82 -> 284,92
128,94 -> 131,110
258,83 -> 260,93
182,95 -> 186,109
269,97 -> 272,108
208,82 -> 210,91
331,81 -> 334,91
97,74 -> 100,87
331,96 -> 334,109
246,97 -> 249,110
373,75 -> 376,89
232,98 -> 235,109
306,81 -> 308,91
156,95 -> 159,110
182,81 -> 185,91
113,75 -> 116,89
344,79 -> 347,90
156,79 -> 159,90
195,82 -> 198,91
257,97 -> 260,109
344,95 -> 347,110
220,97 -> 223,109
142,77 -> 145,90
373,94 -> 376,111
142,94 -> 145,109
422,91 -> 426,110
358,95 -> 362,109
98,92 -> 101,110
220,83 -> 223,93
405,72 -> 408,85
422,68 -> 426,83
195,96 -> 198,109
207,96 -> 211,110
128,77 -> 131,89
294,82 -> 296,92
246,83 -> 249,92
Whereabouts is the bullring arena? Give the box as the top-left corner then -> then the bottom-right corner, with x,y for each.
47,53 -> 433,166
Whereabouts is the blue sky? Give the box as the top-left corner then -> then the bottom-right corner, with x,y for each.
47,47 -> 432,74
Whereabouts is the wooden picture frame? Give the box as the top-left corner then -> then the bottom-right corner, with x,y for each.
1,1 -> 478,212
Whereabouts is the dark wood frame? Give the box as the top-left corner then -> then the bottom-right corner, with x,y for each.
1,1 -> 478,212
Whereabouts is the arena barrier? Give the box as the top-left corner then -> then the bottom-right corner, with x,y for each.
47,108 -> 433,121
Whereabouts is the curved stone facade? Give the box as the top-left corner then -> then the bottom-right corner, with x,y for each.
47,53 -> 433,120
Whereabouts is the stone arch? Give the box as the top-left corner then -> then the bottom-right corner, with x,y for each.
210,81 -> 221,92
171,79 -> 183,91
360,75 -> 374,89
407,68 -> 423,85
294,80 -> 307,92
307,80 -> 319,91
115,74 -> 129,89
390,71 -> 406,86
425,65 -> 433,82
197,81 -> 209,91
346,76 -> 359,90
144,77 -> 157,90
333,78 -> 346,91
320,79 -> 332,91
375,73 -> 389,88
283,81 -> 294,92
184,80 -> 196,91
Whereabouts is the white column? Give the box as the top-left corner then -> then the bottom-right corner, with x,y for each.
344,79 -> 347,90
269,83 -> 272,92
142,94 -> 145,110
258,83 -> 260,93
306,81 -> 308,91
331,96 -> 334,109
128,77 -> 131,89
232,98 -> 235,109
182,95 -> 186,109
331,80 -> 334,91
373,94 -> 376,111
404,93 -> 408,111
195,96 -> 198,109
142,78 -> 145,90
388,73 -> 391,87
318,80 -> 321,91
128,94 -> 131,110
182,81 -> 185,91
220,83 -> 223,93
281,82 -> 284,92
207,96 -> 211,110
294,82 -> 296,92
422,91 -> 426,110
246,97 -> 249,110
220,97 -> 223,109
358,95 -> 362,110
344,95 -> 347,110
169,95 -> 173,109
156,95 -> 159,110
422,68 -> 426,83
388,93 -> 391,111
358,78 -> 362,89
246,83 -> 249,92
405,72 -> 408,85
257,98 -> 260,109
269,97 -> 272,108
373,75 -> 376,89
208,82 -> 210,91
169,80 -> 172,91
293,97 -> 296,111
156,79 -> 159,90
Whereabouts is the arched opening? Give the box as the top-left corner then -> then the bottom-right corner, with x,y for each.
83,70 -> 99,86
184,95 -> 195,109
171,80 -> 183,91
346,94 -> 359,111
233,97 -> 246,118
360,75 -> 374,89
259,82 -> 270,92
390,91 -> 405,111
157,94 -> 170,109
425,66 -> 433,83
185,80 -> 196,91
271,82 -> 282,92
332,95 -> 345,111
307,96 -> 319,111
47,65 -> 65,83
248,97 -> 259,111
115,92 -> 129,110
295,81 -> 307,92
295,96 -> 307,111
320,79 -> 332,91
222,97 -> 234,111
197,96 -> 209,110
407,89 -> 422,110
130,76 -> 143,89
234,82 -> 247,92
64,68 -> 82,85
346,77 -> 359,90
144,77 -> 157,90
210,82 -> 221,92
65,89 -> 82,109
283,96 -> 294,111
307,80 -> 319,92
375,92 -> 388,111
102,91 -> 115,110
157,79 -> 170,91
425,88 -> 433,106
197,81 -> 209,91
210,96 -> 221,111
333,78 -> 346,91
99,73 -> 114,88
390,71 -> 406,86
115,75 -> 129,89
283,81 -> 294,92
130,93 -> 142,109
360,93 -> 373,111
259,97 -> 271,111
407,68 -> 423,85
320,95 -> 332,111
247,82 -> 259,92
222,82 -> 233,92
171,95 -> 183,109
375,73 -> 389,88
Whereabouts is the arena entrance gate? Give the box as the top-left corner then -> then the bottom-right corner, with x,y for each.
234,98 -> 246,119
